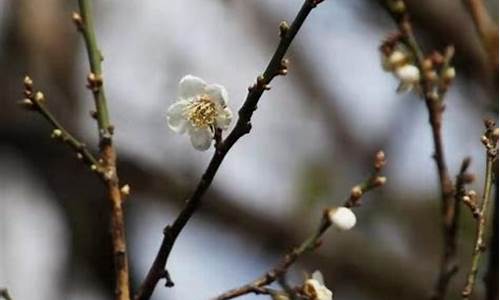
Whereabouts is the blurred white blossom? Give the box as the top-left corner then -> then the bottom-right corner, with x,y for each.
394,64 -> 420,92
303,270 -> 333,300
328,207 -> 356,231
382,49 -> 420,93
166,75 -> 232,151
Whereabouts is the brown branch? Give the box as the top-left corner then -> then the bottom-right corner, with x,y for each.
74,2 -> 131,300
214,151 -> 386,300
134,1 -> 325,299
462,120 -> 498,299
381,3 -> 459,299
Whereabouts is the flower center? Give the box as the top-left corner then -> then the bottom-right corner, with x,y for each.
184,95 -> 217,128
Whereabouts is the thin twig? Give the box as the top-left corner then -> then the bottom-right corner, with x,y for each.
0,289 -> 12,300
20,77 -> 102,172
381,3 -> 458,299
485,186 -> 498,300
434,157 -> 474,298
462,121 -> 498,299
214,151 -> 386,300
134,1 -> 324,299
74,2 -> 130,300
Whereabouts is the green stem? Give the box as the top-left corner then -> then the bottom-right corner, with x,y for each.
462,156 -> 495,299
34,98 -> 101,170
77,0 -> 112,143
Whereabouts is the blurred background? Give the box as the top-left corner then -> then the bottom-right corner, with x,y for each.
0,0 -> 498,299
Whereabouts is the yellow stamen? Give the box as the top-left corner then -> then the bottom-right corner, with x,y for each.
184,95 -> 217,128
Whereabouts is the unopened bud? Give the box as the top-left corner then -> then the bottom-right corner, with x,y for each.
388,51 -> 406,67
72,12 -> 83,28
422,59 -> 433,71
120,184 -> 131,196
279,21 -> 289,38
374,176 -> 387,186
481,135 -> 489,145
389,0 -> 406,13
443,67 -> 456,82
425,70 -> 438,81
374,150 -> 386,170
351,185 -> 363,199
19,98 -> 35,110
328,207 -> 357,231
51,129 -> 63,138
23,75 -> 33,88
34,91 -> 45,102
395,64 -> 420,84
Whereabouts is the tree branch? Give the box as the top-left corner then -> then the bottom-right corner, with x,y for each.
20,77 -> 101,172
214,151 -> 386,300
381,3 -> 458,299
134,1 -> 325,299
74,2 -> 130,300
462,120 -> 498,299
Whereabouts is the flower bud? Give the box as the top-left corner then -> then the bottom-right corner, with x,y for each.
51,129 -> 63,138
395,65 -> 420,84
120,184 -> 131,196
388,51 -> 406,67
328,207 -> 356,231
374,176 -> 387,187
443,67 -> 456,82
34,91 -> 45,102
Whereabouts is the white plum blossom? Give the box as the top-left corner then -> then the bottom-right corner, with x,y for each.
166,75 -> 232,150
303,270 -> 333,300
328,207 -> 356,231
381,49 -> 421,93
394,64 -> 420,93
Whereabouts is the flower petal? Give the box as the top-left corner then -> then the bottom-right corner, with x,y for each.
166,100 -> 190,133
178,75 -> 207,99
215,106 -> 233,130
318,287 -> 333,300
205,84 -> 228,106
189,127 -> 213,151
312,271 -> 325,285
